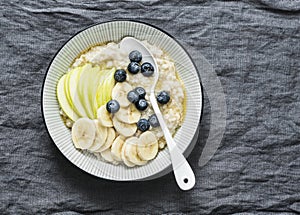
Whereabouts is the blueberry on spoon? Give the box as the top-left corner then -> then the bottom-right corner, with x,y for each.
141,62 -> 154,77
127,62 -> 140,74
129,50 -> 142,63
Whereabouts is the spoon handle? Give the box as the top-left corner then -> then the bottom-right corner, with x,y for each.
169,143 -> 196,190
150,95 -> 195,190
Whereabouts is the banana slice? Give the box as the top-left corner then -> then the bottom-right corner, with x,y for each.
124,137 -> 147,166
114,104 -> 141,124
112,117 -> 137,137
121,140 -> 136,167
100,149 -> 119,165
88,120 -> 108,152
71,118 -> 96,149
71,130 -> 81,149
97,105 -> 113,127
137,131 -> 158,161
111,82 -> 132,107
95,127 -> 116,152
111,135 -> 125,162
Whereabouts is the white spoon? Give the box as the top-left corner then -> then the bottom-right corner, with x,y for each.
120,37 -> 196,190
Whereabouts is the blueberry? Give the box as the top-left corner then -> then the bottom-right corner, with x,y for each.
137,119 -> 150,132
106,100 -> 120,113
156,91 -> 170,104
129,50 -> 142,63
114,69 -> 127,82
141,62 -> 154,77
134,87 -> 146,99
127,90 -> 139,103
127,62 -> 140,74
135,99 -> 148,111
149,114 -> 160,127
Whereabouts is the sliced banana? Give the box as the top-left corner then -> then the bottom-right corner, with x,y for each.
137,131 -> 158,161
95,127 -> 116,152
111,135 -> 125,162
111,82 -> 132,107
124,137 -> 147,166
112,117 -> 137,137
100,149 -> 119,165
121,140 -> 136,167
115,104 -> 141,124
97,105 -> 113,127
71,118 -> 96,150
71,130 -> 81,149
88,120 -> 108,152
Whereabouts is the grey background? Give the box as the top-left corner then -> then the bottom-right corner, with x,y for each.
1,0 -> 300,214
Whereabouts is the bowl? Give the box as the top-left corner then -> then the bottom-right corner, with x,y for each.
42,20 -> 203,181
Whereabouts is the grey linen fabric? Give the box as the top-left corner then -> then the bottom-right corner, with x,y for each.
1,0 -> 300,214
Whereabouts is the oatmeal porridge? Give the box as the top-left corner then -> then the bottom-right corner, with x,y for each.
56,38 -> 185,167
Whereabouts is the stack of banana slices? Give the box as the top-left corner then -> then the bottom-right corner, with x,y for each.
71,82 -> 159,167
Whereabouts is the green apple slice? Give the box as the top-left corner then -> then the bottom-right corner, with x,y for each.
68,66 -> 88,118
89,67 -> 103,117
84,66 -> 102,119
95,68 -> 115,110
103,69 -> 115,103
58,64 -> 116,121
95,71 -> 105,110
77,64 -> 98,119
64,70 -> 72,105
56,74 -> 79,121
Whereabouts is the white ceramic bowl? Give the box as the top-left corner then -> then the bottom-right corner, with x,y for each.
42,21 -> 203,181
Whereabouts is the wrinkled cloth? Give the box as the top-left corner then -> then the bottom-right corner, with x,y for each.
1,0 -> 300,214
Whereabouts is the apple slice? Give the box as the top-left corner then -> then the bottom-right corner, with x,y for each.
95,68 -> 115,110
95,70 -> 106,111
102,69 -> 115,104
64,69 -> 72,105
58,64 -> 116,122
77,64 -> 106,119
77,64 -> 95,119
86,66 -> 103,118
56,74 -> 79,121
68,66 -> 88,118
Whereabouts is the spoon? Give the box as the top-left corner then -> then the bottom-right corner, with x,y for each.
120,37 -> 195,190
